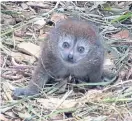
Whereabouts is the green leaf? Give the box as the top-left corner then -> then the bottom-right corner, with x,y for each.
111,12 -> 132,23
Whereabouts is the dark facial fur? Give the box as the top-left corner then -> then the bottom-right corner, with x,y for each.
13,19 -> 104,98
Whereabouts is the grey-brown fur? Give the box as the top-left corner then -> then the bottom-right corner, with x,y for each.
13,19 -> 104,97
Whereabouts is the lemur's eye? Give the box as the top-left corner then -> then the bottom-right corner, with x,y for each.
62,42 -> 70,48
78,46 -> 85,53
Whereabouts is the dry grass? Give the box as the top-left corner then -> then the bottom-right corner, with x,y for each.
1,1 -> 132,121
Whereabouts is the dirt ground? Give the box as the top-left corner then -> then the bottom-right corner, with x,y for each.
1,1 -> 132,121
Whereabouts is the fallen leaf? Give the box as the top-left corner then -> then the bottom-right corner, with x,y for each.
33,18 -> 46,31
21,3 -> 28,10
17,42 -> 40,58
11,52 -> 36,64
34,18 -> 46,26
17,112 -> 31,119
80,116 -> 107,121
50,114 -> 63,120
4,111 -> 16,118
37,98 -> 77,109
27,1 -> 49,8
111,30 -> 130,39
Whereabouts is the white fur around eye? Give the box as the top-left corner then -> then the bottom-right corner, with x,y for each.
76,39 -> 90,53
59,34 -> 75,49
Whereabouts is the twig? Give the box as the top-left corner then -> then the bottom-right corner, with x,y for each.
42,1 -> 60,17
